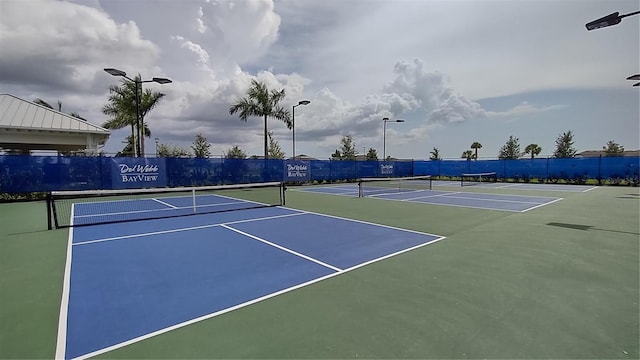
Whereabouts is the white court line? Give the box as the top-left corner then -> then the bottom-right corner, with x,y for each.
495,184 -> 520,189
74,200 -> 246,219
403,191 -> 461,201
55,206 -> 75,360
73,212 -> 306,246
438,194 -> 551,205
282,207 -> 445,238
290,186 -> 358,197
152,198 -> 178,209
221,224 -> 343,272
367,189 -> 426,198
521,197 -> 564,212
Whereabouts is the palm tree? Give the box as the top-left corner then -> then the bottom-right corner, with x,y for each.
229,80 -> 291,159
102,76 -> 165,156
524,144 -> 542,159
470,142 -> 482,160
33,98 -> 86,120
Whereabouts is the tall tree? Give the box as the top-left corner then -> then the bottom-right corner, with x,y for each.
603,140 -> 625,157
267,131 -> 286,159
498,136 -> 522,159
331,150 -> 342,160
524,144 -> 542,159
34,98 -> 85,120
115,135 -> 135,157
225,145 -> 247,159
335,135 -> 357,160
102,75 -> 165,156
365,148 -> 378,161
191,133 -> 211,158
470,142 -> 482,160
157,143 -> 191,158
429,147 -> 441,161
229,80 -> 291,159
461,150 -> 474,160
553,130 -> 577,158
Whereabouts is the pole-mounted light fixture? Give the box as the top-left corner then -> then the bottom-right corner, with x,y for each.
382,117 -> 405,160
292,100 -> 311,159
104,68 -> 172,157
585,10 -> 640,31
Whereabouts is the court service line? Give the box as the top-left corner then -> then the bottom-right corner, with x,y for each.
282,207 -> 445,238
368,189 -> 433,198
521,197 -> 564,212
402,191 -> 461,201
366,195 -> 524,212
439,194 -> 554,205
73,212 -> 307,246
152,198 -> 178,209
74,200 -> 246,219
220,224 -> 343,272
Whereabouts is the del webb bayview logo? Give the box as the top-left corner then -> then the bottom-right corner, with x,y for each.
118,163 -> 160,183
287,163 -> 308,178
380,164 -> 394,175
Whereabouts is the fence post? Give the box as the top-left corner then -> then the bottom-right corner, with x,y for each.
598,154 -> 602,186
545,156 -> 549,183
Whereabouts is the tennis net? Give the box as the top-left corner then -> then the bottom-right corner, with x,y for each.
47,182 -> 285,229
460,172 -> 498,186
358,176 -> 432,197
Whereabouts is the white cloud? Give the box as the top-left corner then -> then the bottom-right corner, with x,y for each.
0,0 -> 636,159
0,0 -> 160,89
197,0 -> 281,64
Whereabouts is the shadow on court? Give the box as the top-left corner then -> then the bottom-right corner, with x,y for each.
547,222 -> 640,236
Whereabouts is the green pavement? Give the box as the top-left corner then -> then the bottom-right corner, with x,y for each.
1,185 -> 638,359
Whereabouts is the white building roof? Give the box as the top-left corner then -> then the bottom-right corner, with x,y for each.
0,93 -> 110,152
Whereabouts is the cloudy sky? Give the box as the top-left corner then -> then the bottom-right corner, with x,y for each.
1,0 -> 638,159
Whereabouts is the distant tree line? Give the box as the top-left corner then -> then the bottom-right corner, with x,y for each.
426,131 -> 627,161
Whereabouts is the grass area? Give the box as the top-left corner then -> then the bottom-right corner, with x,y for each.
0,185 -> 638,359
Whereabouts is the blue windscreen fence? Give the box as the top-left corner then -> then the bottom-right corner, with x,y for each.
412,157 -> 639,182
0,155 -> 637,193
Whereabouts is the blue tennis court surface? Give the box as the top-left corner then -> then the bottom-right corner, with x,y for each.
57,200 -> 444,359
296,184 -> 563,212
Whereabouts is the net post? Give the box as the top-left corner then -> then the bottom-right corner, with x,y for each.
46,193 -> 52,230
281,182 -> 286,206
428,175 -> 433,190
192,188 -> 197,213
50,193 -> 61,229
357,179 -> 363,198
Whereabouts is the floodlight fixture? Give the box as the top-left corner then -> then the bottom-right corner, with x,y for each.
586,10 -> 640,30
104,68 -> 172,157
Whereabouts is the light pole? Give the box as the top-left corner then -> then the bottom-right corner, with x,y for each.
292,100 -> 310,159
584,10 -> 640,86
382,117 -> 405,160
585,10 -> 640,31
155,137 -> 160,157
104,68 -> 172,157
